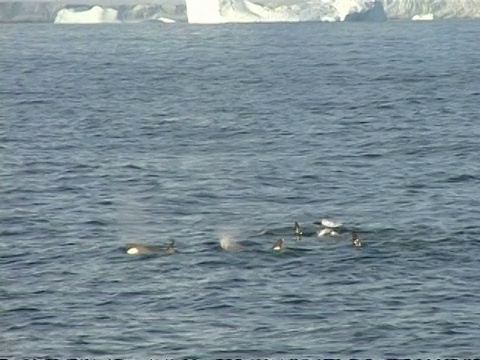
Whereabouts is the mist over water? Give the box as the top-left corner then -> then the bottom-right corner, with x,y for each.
1,21 -> 480,357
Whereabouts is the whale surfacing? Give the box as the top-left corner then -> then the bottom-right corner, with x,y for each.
272,238 -> 285,252
219,235 -> 248,252
126,240 -> 175,255
317,227 -> 340,237
352,232 -> 362,247
315,218 -> 342,237
294,221 -> 303,239
314,218 -> 343,228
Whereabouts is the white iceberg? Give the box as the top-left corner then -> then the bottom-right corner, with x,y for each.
54,6 -> 119,24
3,0 -> 480,23
186,0 -> 386,24
383,0 -> 480,19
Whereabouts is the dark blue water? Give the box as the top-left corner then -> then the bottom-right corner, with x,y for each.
1,21 -> 480,358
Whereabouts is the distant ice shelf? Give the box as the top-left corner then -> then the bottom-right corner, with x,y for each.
383,0 -> 480,19
0,2 -> 187,23
185,0 -> 387,24
1,0 -> 480,23
54,6 -> 119,24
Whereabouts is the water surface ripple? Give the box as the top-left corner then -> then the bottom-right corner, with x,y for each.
1,21 -> 480,357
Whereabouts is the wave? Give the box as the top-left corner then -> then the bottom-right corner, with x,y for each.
411,13 -> 434,21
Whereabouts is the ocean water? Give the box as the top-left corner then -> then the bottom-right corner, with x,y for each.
1,20 -> 480,358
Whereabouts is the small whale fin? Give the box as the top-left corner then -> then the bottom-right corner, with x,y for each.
294,221 -> 303,237
272,238 -> 285,251
166,240 -> 176,254
352,232 -> 362,247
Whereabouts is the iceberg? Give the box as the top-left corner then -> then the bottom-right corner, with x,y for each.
383,0 -> 480,19
186,0 -> 387,24
54,5 -> 119,24
186,0 -> 226,23
0,2 -> 187,23
2,0 -> 480,23
119,4 -> 186,22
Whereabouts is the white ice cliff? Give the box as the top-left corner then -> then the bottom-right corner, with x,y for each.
186,0 -> 387,23
0,2 -> 187,23
383,0 -> 480,19
1,0 -> 480,23
54,6 -> 119,24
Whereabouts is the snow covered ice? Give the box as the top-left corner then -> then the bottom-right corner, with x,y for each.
1,0 -> 480,23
